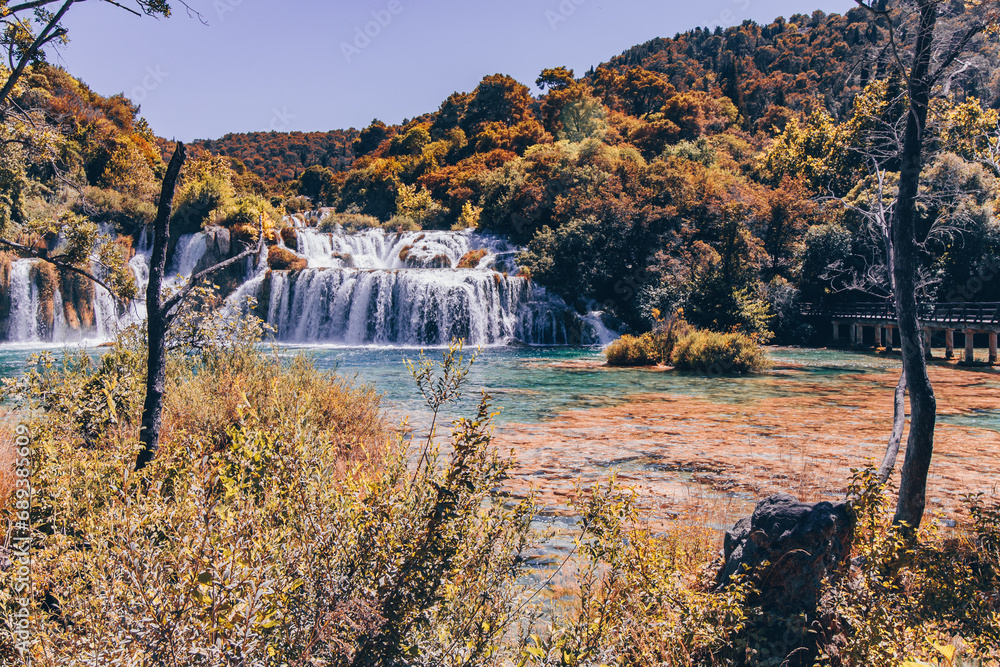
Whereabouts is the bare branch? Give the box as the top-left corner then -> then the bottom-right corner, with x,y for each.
97,0 -> 141,16
929,23 -> 986,84
878,368 -> 907,483
161,217 -> 266,321
0,236 -> 120,296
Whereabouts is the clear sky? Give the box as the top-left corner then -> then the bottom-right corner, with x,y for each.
50,0 -> 857,142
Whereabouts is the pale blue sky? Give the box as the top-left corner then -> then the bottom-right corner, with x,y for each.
51,0 -> 857,142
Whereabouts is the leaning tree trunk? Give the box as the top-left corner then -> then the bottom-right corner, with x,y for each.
876,161 -> 906,485
878,368 -> 907,484
136,142 -> 187,472
891,1 -> 937,530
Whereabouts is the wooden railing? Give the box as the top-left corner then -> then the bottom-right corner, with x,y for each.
800,302 -> 1000,328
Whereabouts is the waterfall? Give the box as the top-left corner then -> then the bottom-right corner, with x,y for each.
2,235 -> 155,344
169,233 -> 209,282
1,224 -> 613,347
8,260 -> 39,342
248,227 -> 605,346
261,268 -> 532,345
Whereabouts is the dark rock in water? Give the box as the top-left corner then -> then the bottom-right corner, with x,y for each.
716,493 -> 853,615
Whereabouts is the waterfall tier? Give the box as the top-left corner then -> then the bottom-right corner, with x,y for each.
1,225 -> 614,347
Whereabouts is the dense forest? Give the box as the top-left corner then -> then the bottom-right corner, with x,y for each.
184,129 -> 358,185
162,5 -> 1000,342
4,4 -> 999,345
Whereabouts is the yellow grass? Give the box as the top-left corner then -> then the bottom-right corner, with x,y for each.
0,407 -> 19,514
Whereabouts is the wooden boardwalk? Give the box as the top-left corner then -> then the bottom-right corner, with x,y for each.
799,302 -> 1000,362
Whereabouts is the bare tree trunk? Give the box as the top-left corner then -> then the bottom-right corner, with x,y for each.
135,142 -> 186,472
878,165 -> 905,485
877,368 -> 906,484
891,0 -> 937,529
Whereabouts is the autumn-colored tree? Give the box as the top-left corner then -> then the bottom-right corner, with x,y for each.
354,119 -> 390,156
462,74 -> 533,133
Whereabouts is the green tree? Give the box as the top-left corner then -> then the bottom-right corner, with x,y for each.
353,118 -> 388,156
462,73 -> 533,132
296,164 -> 337,206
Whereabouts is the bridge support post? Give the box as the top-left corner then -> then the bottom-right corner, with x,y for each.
876,324 -> 884,349
945,329 -> 954,359
965,329 -> 976,363
923,327 -> 933,359
851,323 -> 860,347
832,322 -> 840,345
990,332 -> 997,364
885,324 -> 894,352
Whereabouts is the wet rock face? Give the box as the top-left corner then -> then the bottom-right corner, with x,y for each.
716,493 -> 854,615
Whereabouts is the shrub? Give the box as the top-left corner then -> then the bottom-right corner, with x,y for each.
76,185 -> 156,234
384,214 -> 420,232
218,194 -> 282,230
605,313 -> 692,367
172,171 -> 234,233
267,245 -> 307,271
605,333 -> 661,366
318,212 -> 381,233
457,248 -> 488,269
819,468 -> 1000,664
0,339 -> 545,666
283,194 -> 312,214
452,201 -> 482,230
670,329 -> 771,374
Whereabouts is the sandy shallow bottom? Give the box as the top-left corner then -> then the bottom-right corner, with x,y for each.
493,359 -> 1000,529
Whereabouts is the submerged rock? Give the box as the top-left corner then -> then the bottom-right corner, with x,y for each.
716,493 -> 853,615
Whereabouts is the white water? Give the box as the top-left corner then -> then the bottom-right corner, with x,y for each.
3,225 -> 612,347
253,227 -> 602,346
4,235 -> 155,344
7,260 -> 39,342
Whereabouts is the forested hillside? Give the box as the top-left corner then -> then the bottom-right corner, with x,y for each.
4,3 -> 998,344
187,129 -> 358,185
186,4 -> 991,341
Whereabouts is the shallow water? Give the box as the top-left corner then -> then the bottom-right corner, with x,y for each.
287,345 -> 911,422
2,343 -> 998,433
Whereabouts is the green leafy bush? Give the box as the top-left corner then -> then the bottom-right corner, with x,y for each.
604,333 -> 661,366
318,211 -> 382,233
670,329 -> 771,374
604,313 -> 692,368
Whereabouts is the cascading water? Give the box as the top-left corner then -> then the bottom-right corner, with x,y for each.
7,260 -> 40,342
1,223 -> 613,347
250,227 -> 605,346
2,233 -> 157,344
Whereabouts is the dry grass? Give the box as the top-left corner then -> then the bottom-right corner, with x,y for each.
163,352 -> 390,474
0,408 -> 17,514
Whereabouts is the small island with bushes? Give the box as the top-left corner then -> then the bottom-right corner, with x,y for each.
605,310 -> 772,374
